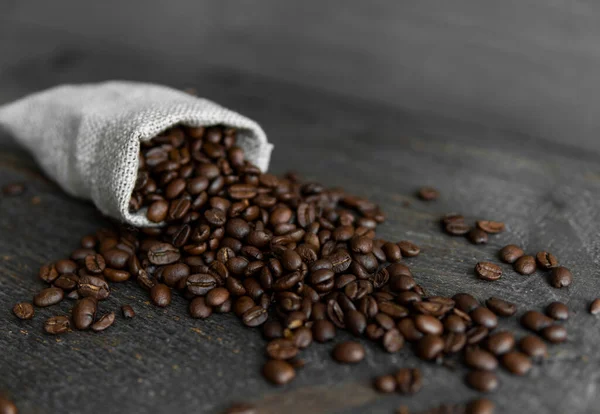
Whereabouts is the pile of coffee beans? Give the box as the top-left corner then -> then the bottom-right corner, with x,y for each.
9,125 -> 579,414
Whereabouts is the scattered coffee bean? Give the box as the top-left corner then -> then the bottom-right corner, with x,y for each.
374,375 -> 397,393
550,266 -> 573,288
445,221 -> 470,236
12,302 -> 34,320
382,329 -> 405,353
474,262 -> 502,281
91,312 -> 115,332
0,395 -> 18,414
33,287 -> 64,307
536,251 -> 558,270
44,315 -> 70,334
485,331 -> 514,355
84,254 -> 106,274
545,301 -> 569,320
312,320 -> 336,343
395,368 -> 422,394
189,297 -> 213,319
415,315 -> 443,335
464,346 -> 498,371
150,283 -> 171,307
266,338 -> 298,360
398,241 -> 420,257
470,307 -> 497,329
499,244 -> 524,264
453,293 -> 480,313
541,325 -> 567,343
416,334 -> 444,360
468,228 -> 488,244
466,370 -> 498,392
122,305 -> 135,319
590,298 -> 600,315
519,335 -> 547,360
466,398 -> 495,414
485,297 -> 516,317
418,186 -> 439,201
72,297 -> 97,330
332,341 -> 365,363
262,360 -> 295,385
78,275 -> 110,300
476,220 -> 505,234
514,255 -> 536,275
520,311 -> 553,332
501,351 -> 532,376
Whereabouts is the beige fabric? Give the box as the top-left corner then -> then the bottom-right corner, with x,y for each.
0,81 -> 272,226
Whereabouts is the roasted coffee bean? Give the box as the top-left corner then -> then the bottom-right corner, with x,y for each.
519,335 -> 548,360
122,305 -> 135,319
83,254 -> 105,274
71,248 -> 97,262
382,242 -> 402,262
350,236 -> 373,254
382,329 -> 404,353
104,268 -> 131,283
147,200 -> 169,222
78,275 -> 110,300
550,266 -> 573,288
150,283 -> 171,307
444,332 -> 467,354
53,273 -> 79,290
206,287 -> 230,307
374,313 -> 395,331
466,398 -> 495,414
345,310 -> 367,336
137,269 -> 156,290
91,312 -> 115,332
327,299 -> 346,328
397,241 -> 420,257
520,310 -> 553,332
13,302 -> 34,320
468,228 -> 488,244
418,186 -> 439,201
395,368 -> 422,394
374,375 -> 396,393
379,302 -> 409,319
541,325 -> 567,343
397,318 -> 423,342
485,331 -> 514,355
466,326 -> 489,345
266,338 -> 299,360
414,315 -> 443,335
284,311 -> 306,329
444,314 -> 467,333
262,359 -> 295,385
514,255 -> 536,275
590,298 -> 600,315
366,324 -> 385,341
485,297 -> 516,317
474,262 -> 502,281
39,263 -> 59,283
242,306 -> 268,327
223,403 -> 257,414
281,249 -> 302,271
453,293 -> 480,313
72,297 -> 97,330
545,301 -> 569,320
476,220 -> 504,234
332,341 -> 365,363
536,251 -> 559,270
189,297 -> 212,319
312,320 -> 336,342
103,249 -> 130,269
329,250 -> 352,273
445,221 -> 470,236
416,334 -> 444,360
263,320 -> 284,339
501,351 -> 532,376
2,182 -> 25,196
499,244 -> 524,264
186,274 -> 218,296
33,287 -> 64,307
148,243 -> 180,265
292,326 -> 313,349
441,213 -> 464,226
44,315 -> 70,334
55,259 -> 77,274
0,395 -> 18,414
464,346 -> 498,371
470,307 -> 497,329
466,370 -> 498,393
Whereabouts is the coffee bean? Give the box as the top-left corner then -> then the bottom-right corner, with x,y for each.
103,249 -> 130,269
514,255 -> 536,275
162,263 -> 190,287
466,398 -> 495,414
223,403 -> 257,414
476,220 -> 504,234
550,266 -> 573,288
382,242 -> 402,262
590,298 -> 600,315
466,326 -> 489,345
418,186 -> 439,201
0,395 -> 18,414
332,341 -> 365,363
262,359 -> 295,385
395,368 -> 422,394
84,254 -> 105,274
186,274 -> 218,296
44,315 -> 70,334
284,311 -> 306,329
453,293 -> 480,313
345,309 -> 367,336
72,297 -> 97,330
464,346 -> 498,370
519,335 -> 548,360
33,287 -> 64,307
39,263 -> 59,283
466,370 -> 498,392
501,351 -> 532,376
470,307 -> 498,329
445,221 -> 470,236
104,268 -> 131,283
312,320 -> 336,342
242,306 -> 268,327
292,326 -> 313,349
444,332 -> 467,354
444,314 -> 467,333
148,243 -> 180,265
536,251 -> 558,270
91,312 -> 115,332
53,273 -> 79,290
78,275 -> 110,300
150,283 -> 171,307
147,199 -> 169,222
397,318 -> 423,342
520,310 -> 553,332
55,259 -> 77,274
266,338 -> 298,360
397,241 -> 420,257
499,244 -> 524,264
13,302 -> 34,320
382,329 -> 404,353
374,375 -> 396,393
485,297 -> 516,317
474,262 -> 502,281
485,331 -> 514,355
416,334 -> 444,360
281,249 -> 302,271
2,182 -> 25,196
468,228 -> 488,244
541,325 -> 567,343
414,315 -> 443,335
189,297 -> 213,319
122,305 -> 135,319
206,287 -> 230,307
545,301 -> 569,320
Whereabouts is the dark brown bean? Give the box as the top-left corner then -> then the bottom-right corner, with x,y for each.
395,368 -> 422,394
520,310 -> 553,332
78,275 -> 110,300
501,351 -> 532,376
541,325 -> 567,343
416,334 -> 444,360
13,302 -> 34,320
468,228 -> 489,244
485,297 -> 516,317
189,297 -> 213,319
91,312 -> 115,332
590,298 -> 600,315
398,241 -> 420,257
486,331 -> 515,355
475,262 -> 502,281
476,220 -> 505,233
471,307 -> 498,329
466,398 -> 495,414
418,186 -> 439,200
72,297 -> 97,330
519,335 -> 548,360
536,251 -> 558,270
262,360 -> 295,385
464,346 -> 498,371
374,375 -> 396,393
332,341 -> 365,363
33,287 -> 64,307
453,293 -> 480,313
382,329 -> 404,353
550,266 -> 573,288
150,283 -> 171,307
466,370 -> 499,392
44,315 -> 70,334
545,301 -> 569,320
312,320 -> 336,342
499,244 -> 524,264
122,305 -> 135,319
514,255 -> 536,275
242,306 -> 268,327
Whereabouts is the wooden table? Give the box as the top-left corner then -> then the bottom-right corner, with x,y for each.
2,14 -> 600,414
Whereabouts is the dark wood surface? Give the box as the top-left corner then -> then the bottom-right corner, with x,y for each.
2,8 -> 600,414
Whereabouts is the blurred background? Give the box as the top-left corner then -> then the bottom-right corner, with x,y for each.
1,0 -> 599,151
